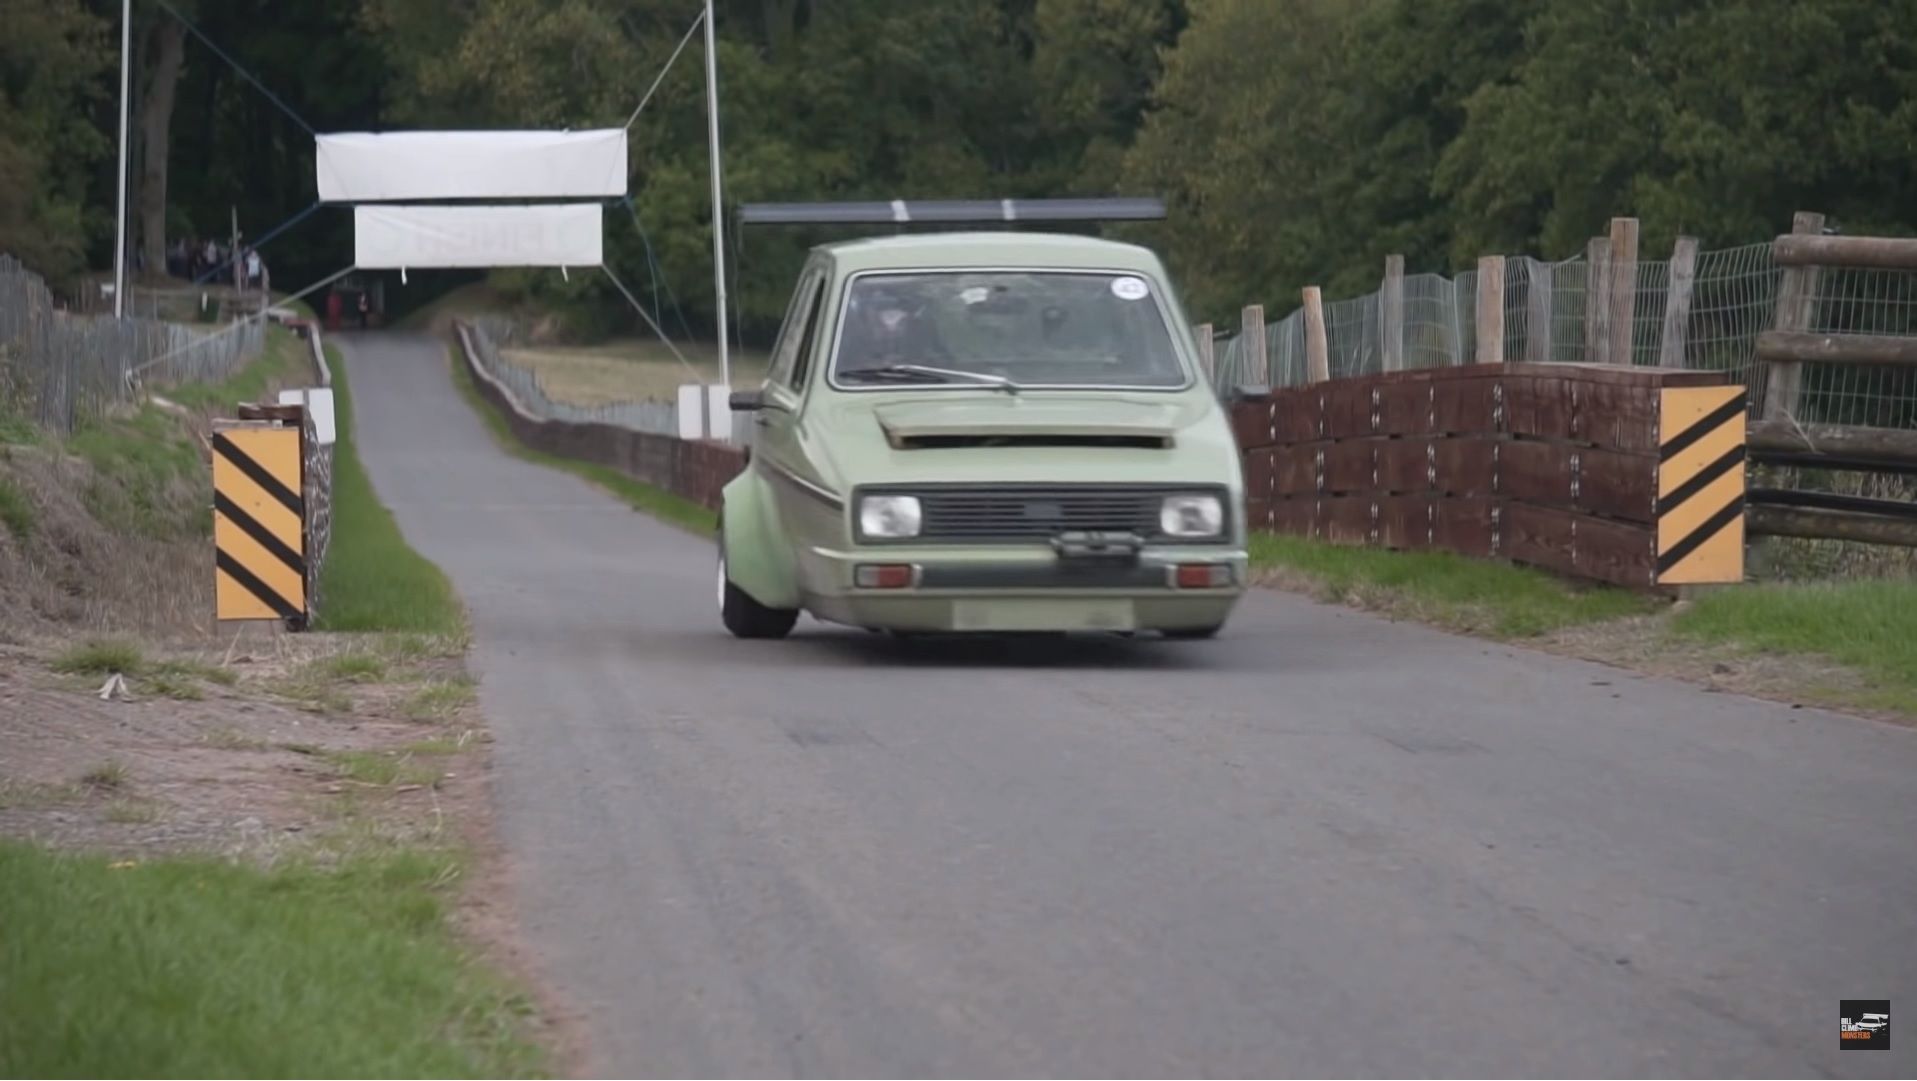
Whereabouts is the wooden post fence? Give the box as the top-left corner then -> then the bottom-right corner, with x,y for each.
1583,235 -> 1612,364
1241,305 -> 1267,386
1381,254 -> 1405,372
1302,288 -> 1329,383
1524,258 -> 1554,363
1761,211 -> 1827,421
1475,255 -> 1505,365
1606,216 -> 1639,366
1745,211 -> 1917,548
1658,236 -> 1699,368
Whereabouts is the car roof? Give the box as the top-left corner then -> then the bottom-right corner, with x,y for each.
817,232 -> 1168,276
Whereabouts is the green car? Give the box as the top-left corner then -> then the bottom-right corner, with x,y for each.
718,200 -> 1248,640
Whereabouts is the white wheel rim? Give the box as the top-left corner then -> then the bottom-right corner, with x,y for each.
716,552 -> 727,610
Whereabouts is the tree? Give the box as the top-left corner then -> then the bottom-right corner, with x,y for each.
0,0 -> 112,284
138,17 -> 186,277
1436,0 -> 1917,259
1122,0 -> 1370,321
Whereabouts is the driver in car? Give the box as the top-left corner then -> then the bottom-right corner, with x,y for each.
838,285 -> 947,373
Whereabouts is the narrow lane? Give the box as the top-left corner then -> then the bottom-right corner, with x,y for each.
342,331 -> 1916,1078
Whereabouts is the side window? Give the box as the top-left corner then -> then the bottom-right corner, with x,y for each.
764,269 -> 821,388
786,278 -> 830,390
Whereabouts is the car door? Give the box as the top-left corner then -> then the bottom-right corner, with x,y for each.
753,264 -> 837,550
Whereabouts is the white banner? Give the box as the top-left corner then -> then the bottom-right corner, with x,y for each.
317,129 -> 627,202
353,204 -> 604,269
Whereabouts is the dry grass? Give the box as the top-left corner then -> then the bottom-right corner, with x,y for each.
78,761 -> 129,791
501,338 -> 770,407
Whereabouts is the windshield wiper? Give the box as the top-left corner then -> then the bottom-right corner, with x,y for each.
838,366 -> 949,384
882,364 -> 1020,394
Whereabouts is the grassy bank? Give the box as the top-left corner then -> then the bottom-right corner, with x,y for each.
1251,532 -> 1916,717
0,843 -> 543,1078
1673,580 -> 1917,713
1249,532 -> 1658,638
315,345 -> 466,634
446,343 -> 717,537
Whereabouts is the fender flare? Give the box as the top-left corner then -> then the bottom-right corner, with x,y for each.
719,468 -> 801,609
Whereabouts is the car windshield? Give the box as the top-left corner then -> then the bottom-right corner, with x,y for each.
830,271 -> 1189,389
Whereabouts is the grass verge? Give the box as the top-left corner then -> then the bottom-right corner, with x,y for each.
446,343 -> 717,536
1249,532 -> 1658,638
1672,579 -> 1917,713
315,345 -> 467,633
1252,532 -> 1915,718
0,843 -> 544,1078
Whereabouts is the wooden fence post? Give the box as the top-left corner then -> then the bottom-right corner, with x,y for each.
1524,258 -> 1554,363
1195,322 -> 1215,383
1657,236 -> 1699,368
1475,255 -> 1506,364
1381,254 -> 1405,372
1241,305 -> 1267,385
1606,217 -> 1639,366
1302,288 -> 1329,383
1583,235 -> 1613,364
1762,210 -> 1827,421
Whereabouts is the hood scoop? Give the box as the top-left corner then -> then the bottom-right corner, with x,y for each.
874,398 -> 1185,451
891,432 -> 1171,450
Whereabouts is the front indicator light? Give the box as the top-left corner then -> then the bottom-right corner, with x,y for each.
1174,563 -> 1233,588
860,494 -> 923,538
855,564 -> 915,589
1161,494 -> 1224,537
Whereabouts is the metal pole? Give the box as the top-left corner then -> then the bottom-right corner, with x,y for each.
113,0 -> 132,319
703,0 -> 730,393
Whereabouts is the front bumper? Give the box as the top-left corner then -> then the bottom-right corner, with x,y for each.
797,543 -> 1247,633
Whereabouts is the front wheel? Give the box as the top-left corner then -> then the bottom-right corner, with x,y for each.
717,547 -> 798,639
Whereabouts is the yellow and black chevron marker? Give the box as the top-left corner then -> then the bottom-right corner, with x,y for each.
1655,385 -> 1747,585
212,422 -> 307,624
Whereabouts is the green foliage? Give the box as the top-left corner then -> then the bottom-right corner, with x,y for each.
1437,0 -> 1917,260
65,405 -> 209,539
1672,580 -> 1917,713
314,347 -> 466,635
0,0 -> 113,285
1126,0 -> 1917,322
9,0 -> 1916,339
0,842 -> 546,1078
1249,532 -> 1657,638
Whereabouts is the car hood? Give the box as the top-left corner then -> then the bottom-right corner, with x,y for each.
871,395 -> 1191,442
797,389 -> 1244,490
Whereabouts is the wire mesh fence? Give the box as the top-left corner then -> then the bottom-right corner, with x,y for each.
1206,236 -> 1917,433
463,316 -> 681,437
0,255 -> 264,434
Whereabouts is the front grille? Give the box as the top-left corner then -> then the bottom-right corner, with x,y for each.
856,484 -> 1229,544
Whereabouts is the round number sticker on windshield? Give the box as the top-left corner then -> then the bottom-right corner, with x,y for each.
1111,276 -> 1150,300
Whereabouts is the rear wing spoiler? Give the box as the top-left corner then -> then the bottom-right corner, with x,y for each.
737,197 -> 1166,226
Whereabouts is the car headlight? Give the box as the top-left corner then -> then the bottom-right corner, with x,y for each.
1160,494 -> 1224,538
860,494 -> 923,538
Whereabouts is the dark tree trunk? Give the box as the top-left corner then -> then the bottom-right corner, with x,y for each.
139,19 -> 186,277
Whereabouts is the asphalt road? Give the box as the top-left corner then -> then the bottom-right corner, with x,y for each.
342,332 -> 1915,1078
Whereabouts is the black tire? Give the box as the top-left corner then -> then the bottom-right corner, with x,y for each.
717,538 -> 798,640
1162,624 -> 1223,640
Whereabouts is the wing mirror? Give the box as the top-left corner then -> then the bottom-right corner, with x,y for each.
730,388 -> 767,411
1230,383 -> 1269,404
